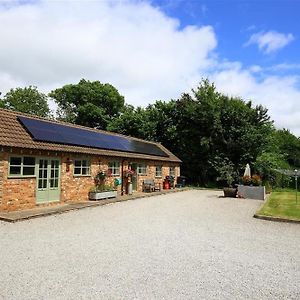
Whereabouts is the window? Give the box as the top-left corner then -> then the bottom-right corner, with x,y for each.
74,159 -> 90,176
169,166 -> 175,177
155,165 -> 162,177
9,156 -> 36,177
137,163 -> 147,175
108,162 -> 120,176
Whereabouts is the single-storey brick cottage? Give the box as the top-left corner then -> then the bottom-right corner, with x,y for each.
0,109 -> 181,212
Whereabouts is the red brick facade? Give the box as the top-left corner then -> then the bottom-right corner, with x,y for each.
0,148 -> 180,212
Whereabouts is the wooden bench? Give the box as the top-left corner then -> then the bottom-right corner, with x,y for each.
142,179 -> 161,192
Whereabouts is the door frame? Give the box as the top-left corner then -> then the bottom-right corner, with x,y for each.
130,162 -> 138,191
36,157 -> 61,204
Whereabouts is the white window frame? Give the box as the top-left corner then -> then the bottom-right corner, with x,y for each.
169,166 -> 175,177
137,163 -> 147,175
108,161 -> 120,176
155,165 -> 162,177
8,156 -> 36,178
73,159 -> 91,176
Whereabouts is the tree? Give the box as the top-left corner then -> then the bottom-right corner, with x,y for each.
0,86 -> 50,117
108,79 -> 274,185
49,79 -> 125,129
169,80 -> 272,184
107,105 -> 150,139
274,129 -> 300,167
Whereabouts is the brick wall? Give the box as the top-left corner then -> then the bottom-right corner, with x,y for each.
0,152 -> 4,208
0,148 -> 180,212
0,151 -> 36,211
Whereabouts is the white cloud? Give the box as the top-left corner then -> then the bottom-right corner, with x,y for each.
211,64 -> 300,136
0,1 -> 299,136
245,30 -> 294,54
0,0 -> 216,105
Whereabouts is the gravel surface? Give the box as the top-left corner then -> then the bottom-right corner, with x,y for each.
0,189 -> 299,300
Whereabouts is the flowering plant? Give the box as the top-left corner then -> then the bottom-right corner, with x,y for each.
251,174 -> 262,186
124,169 -> 135,178
95,170 -> 106,181
94,170 -> 107,188
242,175 -> 252,186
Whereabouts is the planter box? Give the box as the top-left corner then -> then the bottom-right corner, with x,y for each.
89,190 -> 117,200
237,185 -> 265,200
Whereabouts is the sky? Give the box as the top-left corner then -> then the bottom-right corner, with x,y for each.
0,0 -> 299,136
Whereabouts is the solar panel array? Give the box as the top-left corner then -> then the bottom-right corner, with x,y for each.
18,116 -> 169,157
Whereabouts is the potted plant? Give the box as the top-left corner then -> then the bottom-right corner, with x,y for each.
89,170 -> 117,200
242,175 -> 252,186
215,161 -> 238,198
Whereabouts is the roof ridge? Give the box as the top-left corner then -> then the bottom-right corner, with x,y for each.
0,108 -> 160,146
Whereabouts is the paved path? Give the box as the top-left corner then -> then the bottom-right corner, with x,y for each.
0,190 -> 299,299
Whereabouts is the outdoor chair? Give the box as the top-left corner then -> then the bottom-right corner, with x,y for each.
142,179 -> 155,192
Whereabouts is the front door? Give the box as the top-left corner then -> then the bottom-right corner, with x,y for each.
36,158 -> 61,203
131,163 -> 138,191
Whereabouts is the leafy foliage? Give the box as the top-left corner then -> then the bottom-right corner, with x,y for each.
49,79 -> 125,129
3,78 -> 299,188
0,86 -> 50,117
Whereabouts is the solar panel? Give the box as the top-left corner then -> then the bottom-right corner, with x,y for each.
18,116 -> 169,157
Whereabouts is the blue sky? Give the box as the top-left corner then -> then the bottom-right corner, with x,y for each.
0,0 -> 299,135
154,0 -> 300,75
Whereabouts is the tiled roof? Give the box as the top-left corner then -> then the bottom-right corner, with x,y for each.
0,109 -> 181,163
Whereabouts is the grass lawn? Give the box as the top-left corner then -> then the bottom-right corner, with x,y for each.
258,189 -> 300,220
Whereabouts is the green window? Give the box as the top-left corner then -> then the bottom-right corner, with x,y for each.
74,159 -> 90,176
137,164 -> 147,175
9,156 -> 36,177
108,162 -> 120,176
155,165 -> 162,177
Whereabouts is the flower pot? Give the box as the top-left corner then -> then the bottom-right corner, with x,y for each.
89,190 -> 117,200
223,187 -> 237,198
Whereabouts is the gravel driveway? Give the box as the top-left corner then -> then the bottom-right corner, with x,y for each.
0,189 -> 299,300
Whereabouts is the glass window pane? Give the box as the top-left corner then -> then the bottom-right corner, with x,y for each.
55,179 -> 58,187
10,157 -> 21,166
23,157 -> 35,166
38,179 -> 43,189
82,168 -> 87,175
50,179 -> 54,188
74,167 -> 81,175
75,160 -> 81,167
43,179 -> 47,189
43,170 -> 47,178
82,160 -> 87,167
23,167 -> 35,176
10,166 -> 21,175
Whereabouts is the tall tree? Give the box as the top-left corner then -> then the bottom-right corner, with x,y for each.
274,129 -> 300,167
0,86 -> 50,117
49,79 -> 125,129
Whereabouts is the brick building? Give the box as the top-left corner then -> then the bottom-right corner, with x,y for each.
0,109 -> 181,212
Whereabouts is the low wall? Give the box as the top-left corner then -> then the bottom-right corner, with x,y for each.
237,185 -> 265,200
